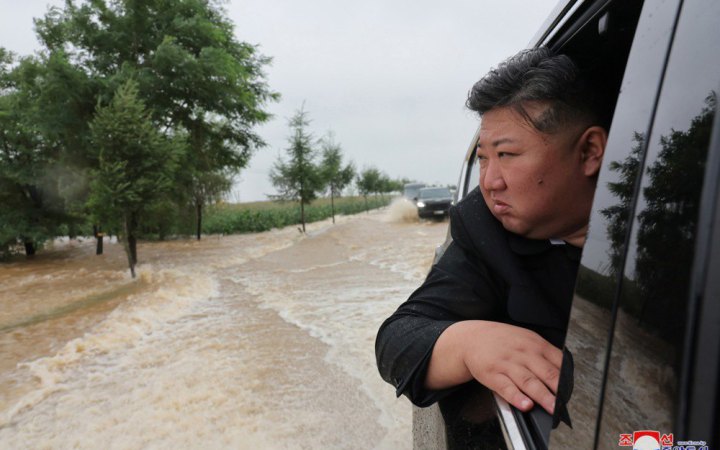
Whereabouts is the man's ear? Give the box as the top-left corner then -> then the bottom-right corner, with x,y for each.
578,126 -> 607,177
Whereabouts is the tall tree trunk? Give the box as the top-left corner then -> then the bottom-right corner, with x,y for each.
364,195 -> 368,213
331,191 -> 336,224
24,240 -> 36,256
128,233 -> 137,268
123,214 -> 137,278
300,201 -> 306,232
93,224 -> 104,255
196,201 -> 203,241
68,223 -> 77,240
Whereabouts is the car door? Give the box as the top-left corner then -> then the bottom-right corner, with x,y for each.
548,0 -> 682,447
553,0 -> 720,448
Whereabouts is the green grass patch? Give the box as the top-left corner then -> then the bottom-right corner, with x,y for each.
203,195 -> 392,234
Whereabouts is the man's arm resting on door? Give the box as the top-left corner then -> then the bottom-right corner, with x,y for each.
425,319 -> 563,415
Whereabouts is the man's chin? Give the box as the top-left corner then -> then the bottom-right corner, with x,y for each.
495,217 -> 553,241
495,216 -> 530,237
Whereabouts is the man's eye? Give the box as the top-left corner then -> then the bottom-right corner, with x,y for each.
498,152 -> 513,158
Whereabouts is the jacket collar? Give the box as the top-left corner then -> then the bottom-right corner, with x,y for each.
507,233 -> 553,255
450,188 -> 574,330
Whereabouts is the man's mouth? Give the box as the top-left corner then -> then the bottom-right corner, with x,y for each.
492,199 -> 510,214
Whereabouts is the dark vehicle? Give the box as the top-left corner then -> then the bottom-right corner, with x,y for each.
414,0 -> 720,448
416,187 -> 454,219
404,183 -> 427,201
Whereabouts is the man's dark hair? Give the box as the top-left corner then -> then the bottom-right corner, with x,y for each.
466,47 -> 609,133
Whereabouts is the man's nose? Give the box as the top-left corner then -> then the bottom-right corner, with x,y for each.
481,160 -> 506,192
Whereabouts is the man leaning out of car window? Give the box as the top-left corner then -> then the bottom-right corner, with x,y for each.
375,46 -> 609,423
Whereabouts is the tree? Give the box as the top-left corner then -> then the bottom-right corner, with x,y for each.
87,81 -> 179,277
35,0 -> 278,239
632,95 -> 713,337
599,93 -> 716,343
387,178 -> 405,194
356,167 -> 382,212
191,170 -> 232,240
319,133 -> 355,223
377,173 -> 403,198
0,49 -> 83,257
600,132 -> 644,276
269,108 -> 324,232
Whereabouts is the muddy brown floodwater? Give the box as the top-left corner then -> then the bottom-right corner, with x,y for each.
0,200 -> 448,449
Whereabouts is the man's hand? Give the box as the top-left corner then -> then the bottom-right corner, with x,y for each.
425,320 -> 562,414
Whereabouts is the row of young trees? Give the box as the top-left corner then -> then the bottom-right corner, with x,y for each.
0,0 -> 277,276
270,108 -> 407,231
355,167 -> 407,200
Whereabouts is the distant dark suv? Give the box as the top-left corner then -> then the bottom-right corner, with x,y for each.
414,0 -> 720,449
416,187 -> 454,219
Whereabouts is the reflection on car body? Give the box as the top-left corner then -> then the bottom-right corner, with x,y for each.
414,0 -> 720,448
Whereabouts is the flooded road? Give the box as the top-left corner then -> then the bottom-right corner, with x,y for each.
0,201 -> 448,449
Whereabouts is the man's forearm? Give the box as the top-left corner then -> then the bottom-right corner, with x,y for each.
423,319 -> 563,414
424,321 -> 479,389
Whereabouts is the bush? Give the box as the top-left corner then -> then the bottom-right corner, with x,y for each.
203,196 -> 391,235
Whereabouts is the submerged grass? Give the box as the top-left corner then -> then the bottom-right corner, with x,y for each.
203,196 -> 392,234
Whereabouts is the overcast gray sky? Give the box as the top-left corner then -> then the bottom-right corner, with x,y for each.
1,0 -> 558,202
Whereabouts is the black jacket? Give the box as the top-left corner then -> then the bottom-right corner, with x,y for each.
375,188 -> 580,407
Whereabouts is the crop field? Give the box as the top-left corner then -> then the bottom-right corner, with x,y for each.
203,196 -> 393,234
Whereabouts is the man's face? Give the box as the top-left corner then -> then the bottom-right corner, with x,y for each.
476,104 -> 599,242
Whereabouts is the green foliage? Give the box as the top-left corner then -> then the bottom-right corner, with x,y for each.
36,0 -> 278,134
270,108 -> 324,203
319,133 -> 355,197
88,82 -> 178,219
203,196 -> 391,235
0,1 -> 278,256
269,107 -> 325,231
34,0 -> 277,240
380,176 -> 404,194
87,81 -> 180,274
356,166 -> 382,197
356,168 -> 404,201
318,132 -> 355,222
0,50 -> 84,256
